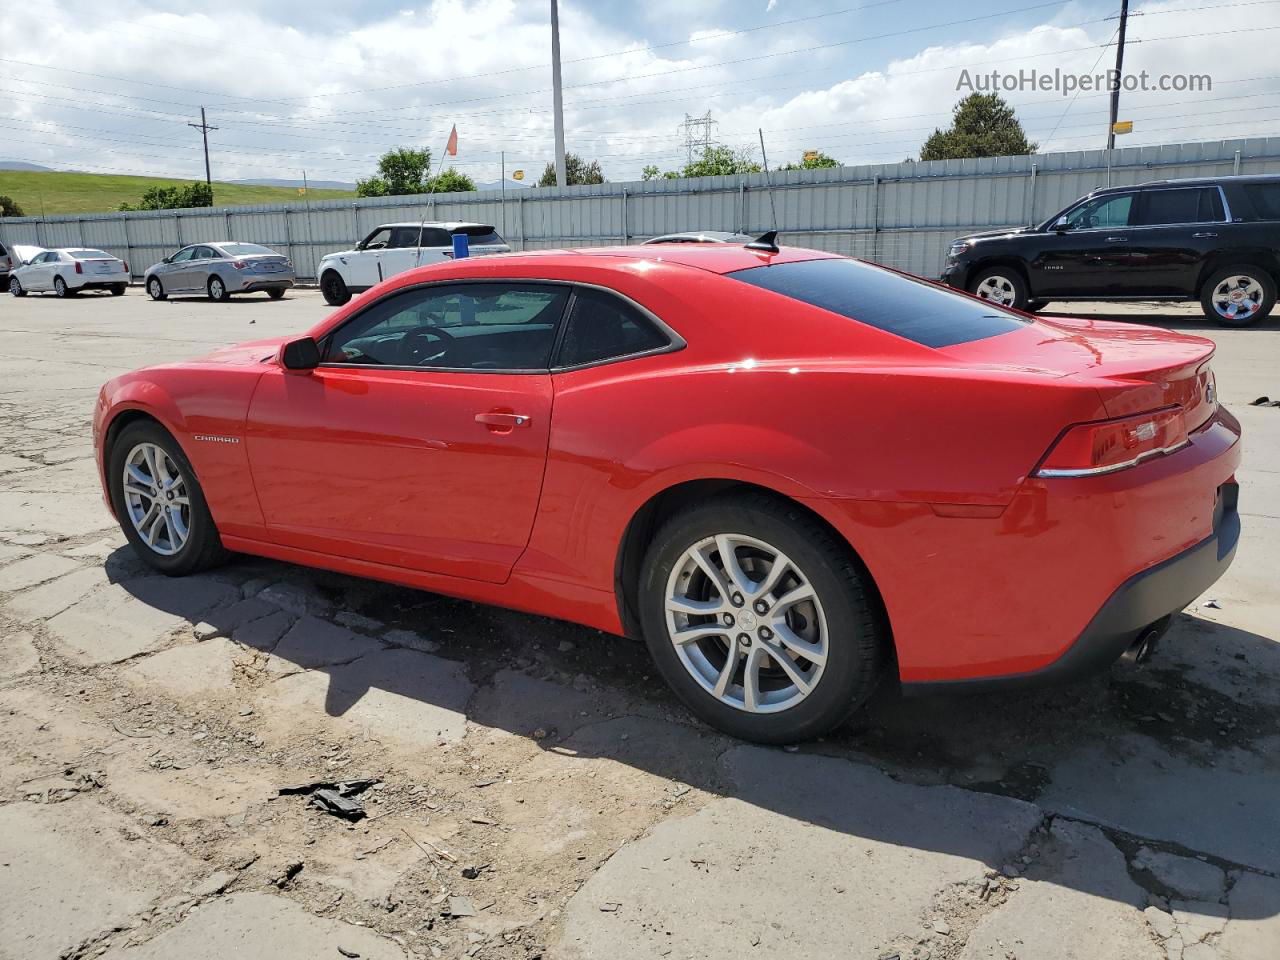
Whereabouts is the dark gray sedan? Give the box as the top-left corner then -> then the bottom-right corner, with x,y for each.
144,242 -> 294,302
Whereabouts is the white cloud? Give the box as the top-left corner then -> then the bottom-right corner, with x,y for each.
0,0 -> 1275,185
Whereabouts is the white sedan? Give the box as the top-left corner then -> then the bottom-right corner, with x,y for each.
9,248 -> 130,298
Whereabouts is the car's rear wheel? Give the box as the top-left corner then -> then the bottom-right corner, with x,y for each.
969,268 -> 1028,311
208,276 -> 230,302
110,284 -> 126,296
267,288 -> 286,300
147,277 -> 166,300
107,421 -> 227,575
321,271 -> 351,306
54,276 -> 73,298
10,277 -> 25,298
1201,266 -> 1276,327
638,493 -> 885,743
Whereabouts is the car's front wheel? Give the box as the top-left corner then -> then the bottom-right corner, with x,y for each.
9,277 -> 25,297
639,493 -> 885,743
321,271 -> 351,306
969,267 -> 1028,311
1201,266 -> 1276,327
147,277 -> 166,301
208,276 -> 230,302
107,420 -> 227,575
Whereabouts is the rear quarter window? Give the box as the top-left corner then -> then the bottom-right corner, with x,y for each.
728,257 -> 1029,348
1244,183 -> 1280,219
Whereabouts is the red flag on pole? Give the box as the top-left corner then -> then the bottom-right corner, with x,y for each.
445,125 -> 458,156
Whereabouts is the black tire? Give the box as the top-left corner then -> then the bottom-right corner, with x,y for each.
968,267 -> 1029,311
267,287 -> 286,300
638,492 -> 885,744
1200,265 -> 1276,327
147,277 -> 166,301
1025,299 -> 1048,313
107,420 -> 227,576
321,271 -> 351,306
208,276 -> 231,302
110,284 -> 126,296
10,277 -> 25,298
54,276 -> 74,298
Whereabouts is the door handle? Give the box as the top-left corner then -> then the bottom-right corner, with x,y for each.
475,412 -> 532,428
1105,236 -> 1127,242
1193,232 -> 1218,238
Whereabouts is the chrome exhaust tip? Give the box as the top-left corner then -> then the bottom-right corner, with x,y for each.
1119,615 -> 1173,666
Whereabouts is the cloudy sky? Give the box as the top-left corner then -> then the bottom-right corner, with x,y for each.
2,0 -> 1277,185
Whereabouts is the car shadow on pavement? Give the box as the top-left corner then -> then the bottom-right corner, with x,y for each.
106,548 -> 1280,920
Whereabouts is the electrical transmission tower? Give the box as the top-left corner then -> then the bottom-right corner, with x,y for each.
679,112 -> 717,164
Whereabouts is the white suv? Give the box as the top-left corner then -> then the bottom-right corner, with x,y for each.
317,221 -> 511,305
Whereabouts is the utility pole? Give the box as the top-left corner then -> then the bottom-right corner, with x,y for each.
1106,0 -> 1129,150
188,107 -> 218,188
679,112 -> 716,164
550,0 -> 567,187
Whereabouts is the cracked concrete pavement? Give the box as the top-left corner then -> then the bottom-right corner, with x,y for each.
0,291 -> 1277,959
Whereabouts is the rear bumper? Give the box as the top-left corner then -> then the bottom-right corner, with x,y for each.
902,480 -> 1240,694
232,278 -> 294,293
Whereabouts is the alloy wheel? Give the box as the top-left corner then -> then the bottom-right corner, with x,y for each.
664,533 -> 828,714
974,274 -> 1017,307
148,279 -> 162,299
122,442 -> 191,556
1210,275 -> 1265,321
210,278 -> 225,300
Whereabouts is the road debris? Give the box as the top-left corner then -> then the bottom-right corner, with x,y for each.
278,778 -> 379,822
112,719 -> 153,738
447,896 -> 478,918
337,947 -> 360,958
461,864 -> 490,880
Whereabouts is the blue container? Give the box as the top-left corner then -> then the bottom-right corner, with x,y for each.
451,232 -> 470,259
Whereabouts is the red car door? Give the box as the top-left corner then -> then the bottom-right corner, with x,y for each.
244,281 -> 568,583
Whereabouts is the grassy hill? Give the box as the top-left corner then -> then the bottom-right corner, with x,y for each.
0,171 -> 354,216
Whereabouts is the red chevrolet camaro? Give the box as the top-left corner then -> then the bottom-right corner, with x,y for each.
93,241 -> 1241,743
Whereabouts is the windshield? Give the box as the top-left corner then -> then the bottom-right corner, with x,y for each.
728,257 -> 1029,348
218,243 -> 276,256
453,225 -> 505,245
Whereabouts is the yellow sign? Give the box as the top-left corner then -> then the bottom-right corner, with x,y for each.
1112,121 -> 1133,135
297,187 -> 307,195
803,150 -> 819,162
511,170 -> 524,181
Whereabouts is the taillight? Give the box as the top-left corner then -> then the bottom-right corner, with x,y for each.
233,260 -> 248,270
75,261 -> 83,274
1036,408 -> 1189,477
123,260 -> 129,273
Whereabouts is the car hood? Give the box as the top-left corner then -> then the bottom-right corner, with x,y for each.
193,336 -> 292,365
956,226 -> 1035,243
320,248 -> 359,260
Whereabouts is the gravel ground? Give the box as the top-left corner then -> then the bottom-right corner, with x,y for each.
0,288 -> 1277,960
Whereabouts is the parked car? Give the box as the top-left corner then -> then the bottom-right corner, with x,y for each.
94,241 -> 1239,744
0,240 -> 12,286
317,222 -> 510,306
644,230 -> 755,244
9,248 -> 129,297
941,174 -> 1280,325
145,242 -> 294,302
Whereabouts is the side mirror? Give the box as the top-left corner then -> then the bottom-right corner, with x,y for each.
1052,216 -> 1072,232
280,337 -> 321,371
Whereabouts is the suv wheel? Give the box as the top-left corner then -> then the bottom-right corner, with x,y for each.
1201,266 -> 1276,327
638,493 -> 885,744
321,271 -> 351,306
969,268 -> 1028,311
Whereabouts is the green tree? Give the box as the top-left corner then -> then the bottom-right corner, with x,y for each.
356,147 -> 433,197
427,168 -> 477,193
118,182 -> 213,211
641,164 -> 661,181
0,195 -> 25,217
919,93 -> 1037,161
680,145 -> 760,178
538,153 -> 606,187
780,151 -> 839,171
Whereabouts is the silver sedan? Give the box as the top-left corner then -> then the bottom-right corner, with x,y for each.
144,242 -> 294,302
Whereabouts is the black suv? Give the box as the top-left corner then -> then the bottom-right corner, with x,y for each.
941,174 -> 1280,326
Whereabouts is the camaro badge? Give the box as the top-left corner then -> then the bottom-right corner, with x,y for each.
193,434 -> 240,444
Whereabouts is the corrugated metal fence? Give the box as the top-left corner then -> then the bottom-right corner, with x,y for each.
4,137 -> 1280,282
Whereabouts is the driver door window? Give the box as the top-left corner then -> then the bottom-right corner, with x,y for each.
360,228 -> 392,250
1064,193 -> 1135,230
324,283 -> 570,371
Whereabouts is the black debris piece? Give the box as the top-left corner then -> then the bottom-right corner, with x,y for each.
278,779 -> 379,822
